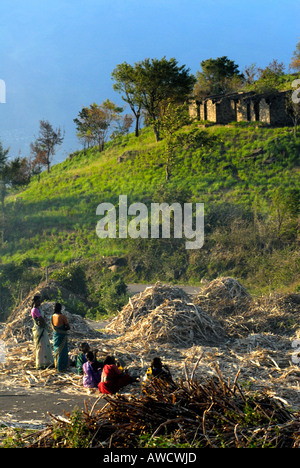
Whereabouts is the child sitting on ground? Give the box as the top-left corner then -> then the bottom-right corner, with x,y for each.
83,351 -> 103,389
76,342 -> 90,375
144,357 -> 172,383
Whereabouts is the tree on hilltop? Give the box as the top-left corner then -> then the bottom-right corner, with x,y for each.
194,56 -> 243,97
112,57 -> 196,141
135,57 -> 196,142
253,59 -> 286,93
111,62 -> 143,137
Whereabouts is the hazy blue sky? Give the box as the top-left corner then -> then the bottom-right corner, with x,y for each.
1,0 -> 299,162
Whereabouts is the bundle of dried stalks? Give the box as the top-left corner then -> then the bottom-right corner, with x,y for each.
196,277 -> 250,303
113,298 -> 227,348
195,279 -> 300,340
107,282 -> 191,333
22,365 -> 300,448
237,294 -> 300,338
106,283 -> 227,347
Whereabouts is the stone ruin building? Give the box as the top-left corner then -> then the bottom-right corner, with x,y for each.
189,90 -> 291,126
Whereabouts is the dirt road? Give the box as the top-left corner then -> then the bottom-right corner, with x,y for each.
0,389 -> 104,430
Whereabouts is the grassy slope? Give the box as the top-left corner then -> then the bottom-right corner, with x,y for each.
1,123 -> 299,293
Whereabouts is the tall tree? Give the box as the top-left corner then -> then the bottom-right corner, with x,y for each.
111,62 -> 143,137
135,57 -> 196,141
73,106 -> 94,149
194,56 -> 243,97
30,120 -> 64,173
113,57 -> 196,141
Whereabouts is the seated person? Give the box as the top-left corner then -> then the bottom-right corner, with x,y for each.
83,351 -> 103,388
98,356 -> 133,394
144,357 -> 172,383
76,342 -> 90,375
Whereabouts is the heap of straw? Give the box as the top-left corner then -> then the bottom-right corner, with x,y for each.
107,282 -> 227,347
107,282 -> 192,333
194,276 -> 251,318
197,277 -> 251,301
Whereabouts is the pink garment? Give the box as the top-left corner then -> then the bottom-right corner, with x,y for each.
31,307 -> 41,319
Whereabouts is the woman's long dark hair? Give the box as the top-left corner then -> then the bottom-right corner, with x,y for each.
54,302 -> 62,314
32,295 -> 41,308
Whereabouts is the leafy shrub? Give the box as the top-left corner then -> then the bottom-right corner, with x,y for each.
87,270 -> 129,319
51,264 -> 87,296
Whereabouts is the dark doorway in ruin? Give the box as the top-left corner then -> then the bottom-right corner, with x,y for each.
204,101 -> 207,120
233,100 -> 237,121
253,101 -> 260,121
196,101 -> 200,120
247,102 -> 251,121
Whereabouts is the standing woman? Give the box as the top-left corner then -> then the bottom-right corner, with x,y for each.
51,303 -> 70,372
31,295 -> 53,369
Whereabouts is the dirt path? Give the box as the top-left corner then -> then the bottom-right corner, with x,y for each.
0,389 -> 105,430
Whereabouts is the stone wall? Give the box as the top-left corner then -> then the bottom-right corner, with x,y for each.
190,90 -> 291,126
189,101 -> 199,120
269,93 -> 291,126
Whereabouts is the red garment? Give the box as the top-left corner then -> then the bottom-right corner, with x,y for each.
98,364 -> 132,394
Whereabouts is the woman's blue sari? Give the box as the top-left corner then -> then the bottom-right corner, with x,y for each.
52,323 -> 69,371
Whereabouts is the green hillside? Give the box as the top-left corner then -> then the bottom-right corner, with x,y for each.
0,123 -> 299,319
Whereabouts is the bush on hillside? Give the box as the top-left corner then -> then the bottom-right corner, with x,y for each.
51,264 -> 87,296
87,271 -> 129,319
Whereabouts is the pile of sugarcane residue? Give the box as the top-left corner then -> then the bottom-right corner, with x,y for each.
14,364 -> 300,448
106,282 -> 227,347
0,277 -> 299,439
